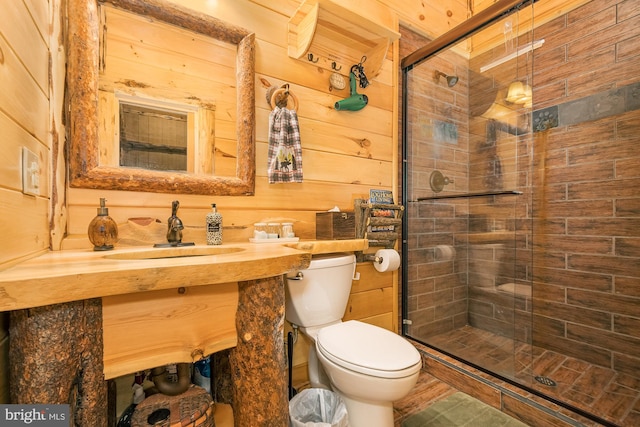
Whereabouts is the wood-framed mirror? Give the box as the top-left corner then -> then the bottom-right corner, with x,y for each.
67,0 -> 255,195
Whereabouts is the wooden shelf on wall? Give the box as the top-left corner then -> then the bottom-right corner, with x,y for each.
355,198 -> 403,249
287,0 -> 400,78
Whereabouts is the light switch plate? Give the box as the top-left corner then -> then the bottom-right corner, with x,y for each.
22,147 -> 40,196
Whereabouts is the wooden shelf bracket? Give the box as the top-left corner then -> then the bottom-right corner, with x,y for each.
287,0 -> 400,79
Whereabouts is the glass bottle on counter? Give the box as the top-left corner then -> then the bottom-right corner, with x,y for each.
281,222 -> 295,238
267,223 -> 281,239
253,223 -> 268,239
206,203 -> 223,245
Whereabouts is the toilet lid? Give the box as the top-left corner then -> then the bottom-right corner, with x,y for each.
316,321 -> 421,379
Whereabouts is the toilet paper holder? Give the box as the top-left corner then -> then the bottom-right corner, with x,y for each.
362,249 -> 401,272
363,253 -> 384,264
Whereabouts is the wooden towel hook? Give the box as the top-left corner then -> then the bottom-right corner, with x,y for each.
269,84 -> 299,111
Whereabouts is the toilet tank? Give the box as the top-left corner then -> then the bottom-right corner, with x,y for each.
285,253 -> 356,328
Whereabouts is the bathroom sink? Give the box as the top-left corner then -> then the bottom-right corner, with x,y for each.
104,246 -> 245,260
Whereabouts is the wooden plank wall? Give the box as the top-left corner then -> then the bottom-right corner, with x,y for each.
63,0 -> 401,375
0,0 -> 56,404
0,1 -> 51,267
1,0 -> 596,271
57,0 -> 405,389
63,0 -> 397,245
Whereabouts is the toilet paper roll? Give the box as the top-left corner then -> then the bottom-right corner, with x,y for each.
373,249 -> 401,272
435,245 -> 456,261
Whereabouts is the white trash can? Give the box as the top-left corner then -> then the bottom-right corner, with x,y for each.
289,388 -> 349,427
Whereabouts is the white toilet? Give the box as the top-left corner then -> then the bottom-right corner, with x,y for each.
285,253 -> 421,427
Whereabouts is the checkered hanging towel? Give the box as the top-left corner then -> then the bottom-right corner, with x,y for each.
268,106 -> 303,183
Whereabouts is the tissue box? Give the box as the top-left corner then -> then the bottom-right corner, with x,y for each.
316,212 -> 356,240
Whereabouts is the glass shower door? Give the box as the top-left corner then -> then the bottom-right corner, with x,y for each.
401,5 -> 534,383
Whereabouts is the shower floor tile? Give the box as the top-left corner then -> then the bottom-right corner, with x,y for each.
420,325 -> 640,426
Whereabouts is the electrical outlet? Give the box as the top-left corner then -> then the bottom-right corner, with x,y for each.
22,147 -> 40,196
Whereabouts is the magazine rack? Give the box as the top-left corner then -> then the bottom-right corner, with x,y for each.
354,198 -> 403,262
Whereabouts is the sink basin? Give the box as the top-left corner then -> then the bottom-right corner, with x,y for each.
104,246 -> 245,260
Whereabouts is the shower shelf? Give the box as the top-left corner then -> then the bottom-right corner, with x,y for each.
414,190 -> 522,201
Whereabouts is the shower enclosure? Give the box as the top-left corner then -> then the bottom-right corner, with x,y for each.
401,0 -> 640,425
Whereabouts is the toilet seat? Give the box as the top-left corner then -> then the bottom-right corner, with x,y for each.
316,320 -> 421,379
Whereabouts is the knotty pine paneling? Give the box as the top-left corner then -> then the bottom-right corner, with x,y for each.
67,0 -> 397,248
0,0 -> 53,396
0,189 -> 50,266
351,263 -> 394,293
0,32 -> 49,146
343,287 -> 395,321
256,110 -> 394,160
64,180 -> 375,239
0,112 -> 49,196
0,0 -> 51,268
1,1 -> 49,93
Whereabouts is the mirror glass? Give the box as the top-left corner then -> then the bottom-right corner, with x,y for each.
67,0 -> 255,195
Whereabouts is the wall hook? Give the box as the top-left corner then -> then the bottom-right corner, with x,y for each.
331,62 -> 342,71
307,53 -> 319,63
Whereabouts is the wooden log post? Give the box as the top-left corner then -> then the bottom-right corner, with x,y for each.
229,276 -> 288,426
9,299 -> 107,426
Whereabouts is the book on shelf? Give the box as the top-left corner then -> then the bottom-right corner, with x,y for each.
369,224 -> 395,232
368,189 -> 395,231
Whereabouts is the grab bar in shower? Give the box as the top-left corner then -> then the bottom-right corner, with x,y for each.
413,190 -> 522,201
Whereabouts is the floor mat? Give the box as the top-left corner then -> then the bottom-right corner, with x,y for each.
401,392 -> 528,427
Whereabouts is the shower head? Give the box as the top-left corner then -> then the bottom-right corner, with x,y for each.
434,70 -> 459,87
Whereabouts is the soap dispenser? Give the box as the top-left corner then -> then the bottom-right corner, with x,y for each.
88,198 -> 118,251
206,203 -> 223,245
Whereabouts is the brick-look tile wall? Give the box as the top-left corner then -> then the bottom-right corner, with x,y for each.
402,0 -> 640,377
400,28 -> 473,340
402,20 -> 534,345
530,0 -> 640,376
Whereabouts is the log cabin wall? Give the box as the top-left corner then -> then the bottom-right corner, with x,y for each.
63,3 -> 403,394
61,0 -> 414,248
70,0 -> 597,251
0,0 -> 61,403
0,2 -> 53,267
0,0 -> 596,403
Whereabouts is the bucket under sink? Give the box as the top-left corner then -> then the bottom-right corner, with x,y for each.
103,246 -> 245,260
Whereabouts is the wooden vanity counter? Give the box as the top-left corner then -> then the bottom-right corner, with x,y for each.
0,239 -> 368,311
2,238 -> 368,426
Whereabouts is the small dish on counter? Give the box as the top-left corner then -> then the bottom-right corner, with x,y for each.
249,237 -> 300,243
